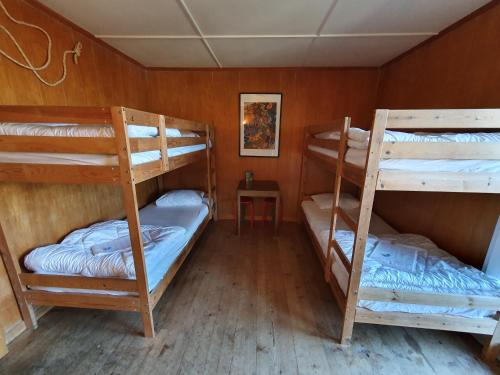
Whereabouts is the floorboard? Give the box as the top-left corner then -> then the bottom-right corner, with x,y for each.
0,221 -> 497,375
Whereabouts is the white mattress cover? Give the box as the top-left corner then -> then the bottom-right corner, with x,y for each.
307,145 -> 500,173
0,122 -> 195,138
0,144 -> 207,166
302,200 -> 500,318
25,201 -> 209,295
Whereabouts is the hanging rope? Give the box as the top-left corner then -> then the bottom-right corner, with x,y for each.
0,0 -> 82,86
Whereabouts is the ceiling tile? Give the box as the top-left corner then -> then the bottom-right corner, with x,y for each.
102,38 -> 217,67
322,0 -> 490,34
40,0 -> 197,35
185,0 -> 332,35
208,38 -> 314,67
304,35 -> 429,67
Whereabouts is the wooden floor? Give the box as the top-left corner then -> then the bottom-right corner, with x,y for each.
0,221 -> 498,375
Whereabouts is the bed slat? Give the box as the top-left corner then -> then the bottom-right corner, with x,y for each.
0,163 -> 121,184
355,308 -> 498,335
0,136 -> 117,154
129,137 -> 161,153
123,108 -> 160,127
386,109 -> 500,129
377,170 -> 500,193
164,116 -> 207,132
132,160 -> 164,184
24,290 -> 141,311
382,142 -> 500,160
0,105 -> 112,124
167,136 -> 206,148
359,287 -> 500,310
20,273 -> 139,293
169,150 -> 206,170
307,138 -> 340,151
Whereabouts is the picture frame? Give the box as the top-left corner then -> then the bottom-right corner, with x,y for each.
239,93 -> 282,157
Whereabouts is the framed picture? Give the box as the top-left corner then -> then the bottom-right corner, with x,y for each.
239,93 -> 282,157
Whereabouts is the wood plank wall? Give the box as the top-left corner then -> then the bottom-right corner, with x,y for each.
0,0 -> 158,342
374,2 -> 500,268
147,68 -> 379,221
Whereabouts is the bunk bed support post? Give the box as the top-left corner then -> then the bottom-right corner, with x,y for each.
324,117 -> 350,283
0,222 -> 38,330
206,123 -> 217,220
298,127 -> 310,205
484,320 -> 500,362
340,110 -> 388,344
111,107 -> 155,338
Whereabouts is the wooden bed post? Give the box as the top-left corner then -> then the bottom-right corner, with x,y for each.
298,127 -> 310,206
484,320 -> 500,362
324,117 -> 351,283
206,123 -> 217,220
340,110 -> 388,344
112,107 -> 155,338
0,221 -> 38,331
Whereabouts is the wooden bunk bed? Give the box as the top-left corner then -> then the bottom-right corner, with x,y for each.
300,109 -> 500,360
0,105 -> 217,338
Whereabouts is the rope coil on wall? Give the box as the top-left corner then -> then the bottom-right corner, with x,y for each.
0,0 -> 82,87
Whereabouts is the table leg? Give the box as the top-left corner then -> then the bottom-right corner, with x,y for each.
274,195 -> 280,235
237,193 -> 241,235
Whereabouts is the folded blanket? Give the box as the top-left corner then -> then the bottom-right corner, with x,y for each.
90,227 -> 166,255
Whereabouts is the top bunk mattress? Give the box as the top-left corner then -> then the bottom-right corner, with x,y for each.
0,122 -> 198,138
309,128 -> 500,173
0,122 -> 206,166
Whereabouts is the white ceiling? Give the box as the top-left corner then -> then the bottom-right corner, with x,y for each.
40,0 -> 490,68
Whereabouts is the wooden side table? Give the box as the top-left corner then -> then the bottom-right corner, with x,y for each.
237,180 -> 280,235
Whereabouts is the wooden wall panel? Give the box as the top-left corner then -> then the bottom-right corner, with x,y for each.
375,2 -> 500,267
147,68 -> 379,221
0,0 -> 156,342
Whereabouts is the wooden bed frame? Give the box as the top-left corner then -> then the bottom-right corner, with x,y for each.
300,109 -> 500,361
0,105 -> 217,338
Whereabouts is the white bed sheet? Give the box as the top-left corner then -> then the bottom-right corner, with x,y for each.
0,144 -> 207,166
25,201 -> 209,295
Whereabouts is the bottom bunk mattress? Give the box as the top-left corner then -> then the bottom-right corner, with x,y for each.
301,199 -> 500,318
24,202 -> 209,295
325,230 -> 500,318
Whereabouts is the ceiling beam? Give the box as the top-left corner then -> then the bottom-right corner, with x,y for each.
177,0 -> 222,68
96,32 -> 438,39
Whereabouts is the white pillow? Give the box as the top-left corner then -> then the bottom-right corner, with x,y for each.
155,190 -> 205,207
311,193 -> 334,210
310,193 -> 360,210
180,130 -> 200,138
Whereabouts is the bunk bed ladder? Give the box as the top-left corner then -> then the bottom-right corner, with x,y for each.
324,117 -> 351,312
330,111 -> 389,345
